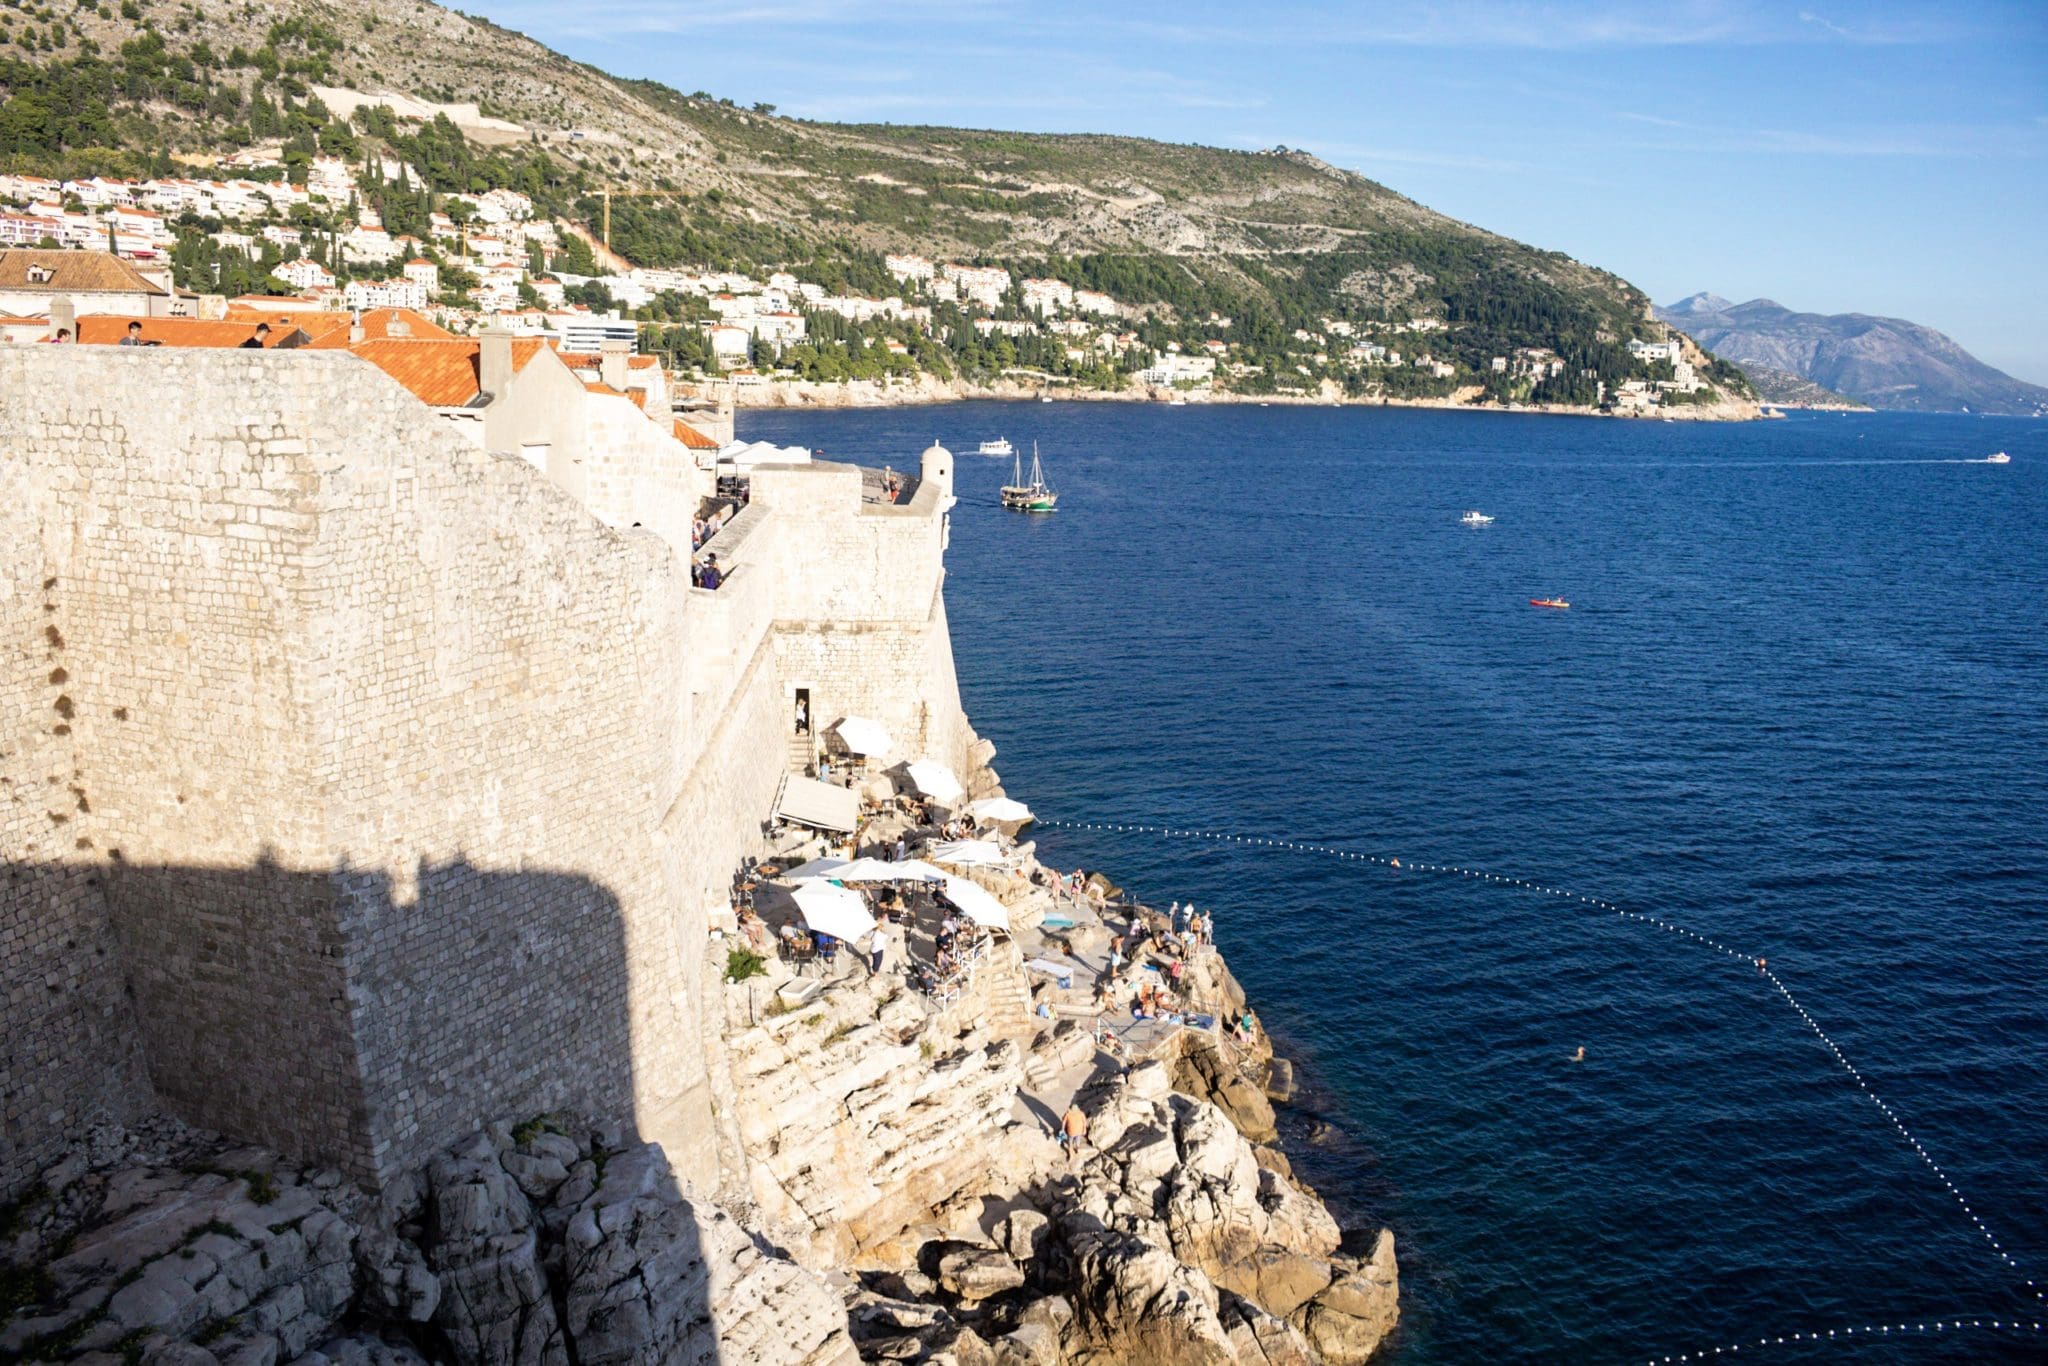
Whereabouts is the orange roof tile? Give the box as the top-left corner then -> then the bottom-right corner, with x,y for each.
348,337 -> 545,407
0,248 -> 169,295
76,316 -> 294,348
672,420 -> 719,450
291,308 -> 455,346
559,351 -> 659,371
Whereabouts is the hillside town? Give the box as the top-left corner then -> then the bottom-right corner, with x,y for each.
0,145 -> 1724,412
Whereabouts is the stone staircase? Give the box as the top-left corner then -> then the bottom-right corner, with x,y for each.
1021,1018 -> 1099,1094
786,732 -> 813,774
976,938 -> 1037,1042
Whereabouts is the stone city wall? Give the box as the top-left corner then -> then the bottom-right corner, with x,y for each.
0,346 -> 974,1199
0,414 -> 152,1190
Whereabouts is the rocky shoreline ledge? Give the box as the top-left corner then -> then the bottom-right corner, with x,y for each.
1,757 -> 1396,1366
729,372 -> 1762,422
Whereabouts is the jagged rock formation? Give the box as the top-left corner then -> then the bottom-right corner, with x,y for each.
0,1118 -> 856,1366
719,967 -> 1030,1263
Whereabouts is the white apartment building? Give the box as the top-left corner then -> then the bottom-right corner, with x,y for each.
940,263 -> 1010,308
885,253 -> 935,282
343,277 -> 430,312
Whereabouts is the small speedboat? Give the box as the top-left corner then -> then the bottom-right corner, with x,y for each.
1461,510 -> 1494,526
976,437 -> 1014,457
1986,451 -> 2011,464
1530,597 -> 1570,610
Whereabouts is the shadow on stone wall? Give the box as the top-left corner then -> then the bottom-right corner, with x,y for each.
0,854 -> 748,1365
2,854 -> 677,1188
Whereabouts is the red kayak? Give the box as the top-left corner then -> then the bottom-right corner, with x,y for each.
1530,597 -> 1570,610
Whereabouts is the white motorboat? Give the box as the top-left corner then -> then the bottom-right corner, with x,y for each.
1985,451 -> 2011,464
976,437 -> 1015,457
1460,510 -> 1495,526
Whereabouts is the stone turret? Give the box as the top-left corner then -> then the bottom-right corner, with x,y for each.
920,438 -> 953,501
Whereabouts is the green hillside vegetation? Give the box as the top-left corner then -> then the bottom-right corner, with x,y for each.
0,0 -> 1753,409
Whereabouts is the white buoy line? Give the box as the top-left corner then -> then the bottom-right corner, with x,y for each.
1650,1317 -> 2042,1362
1036,816 -> 2046,1349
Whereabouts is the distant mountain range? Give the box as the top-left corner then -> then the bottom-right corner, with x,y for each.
1728,363 -> 1866,410
1658,294 -> 2048,416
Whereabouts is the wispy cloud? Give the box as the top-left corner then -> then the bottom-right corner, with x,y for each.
1797,10 -> 1853,40
1615,110 -> 2047,159
1067,1 -> 1973,53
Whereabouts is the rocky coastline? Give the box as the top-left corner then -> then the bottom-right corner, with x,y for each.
0,753 -> 1397,1366
730,372 -> 1763,422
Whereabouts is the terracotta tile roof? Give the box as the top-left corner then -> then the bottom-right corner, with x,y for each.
579,380 -> 653,410
348,337 -> 546,407
292,308 -> 455,346
76,317 -> 295,348
672,420 -> 719,450
0,248 -> 168,295
559,351 -> 660,371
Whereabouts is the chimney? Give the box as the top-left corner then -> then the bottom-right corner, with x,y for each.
598,337 -> 629,393
387,314 -> 412,337
50,297 -> 75,339
348,309 -> 365,345
479,328 -> 514,402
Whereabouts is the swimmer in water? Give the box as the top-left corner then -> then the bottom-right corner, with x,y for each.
1756,957 -> 1767,974
1571,1047 -> 1586,1063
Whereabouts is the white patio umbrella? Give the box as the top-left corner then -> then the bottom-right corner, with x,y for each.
829,857 -> 945,884
967,796 -> 1033,824
831,715 -> 893,758
905,759 -> 965,802
779,856 -> 850,882
928,839 -> 1005,867
941,877 -> 1011,931
791,882 -> 875,942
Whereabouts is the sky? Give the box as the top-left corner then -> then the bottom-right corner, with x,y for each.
467,0 -> 2048,384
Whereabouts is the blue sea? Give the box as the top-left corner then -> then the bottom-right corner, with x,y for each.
740,402 -> 2048,1363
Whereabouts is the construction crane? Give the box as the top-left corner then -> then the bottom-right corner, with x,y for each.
598,187 -> 682,251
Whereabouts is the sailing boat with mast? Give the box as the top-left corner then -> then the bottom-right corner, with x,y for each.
1001,442 -> 1059,513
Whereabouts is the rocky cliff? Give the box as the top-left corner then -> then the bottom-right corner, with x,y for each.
1,759 -> 1400,1366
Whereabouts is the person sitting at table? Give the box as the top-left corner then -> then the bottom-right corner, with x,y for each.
816,932 -> 839,969
935,943 -> 958,976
